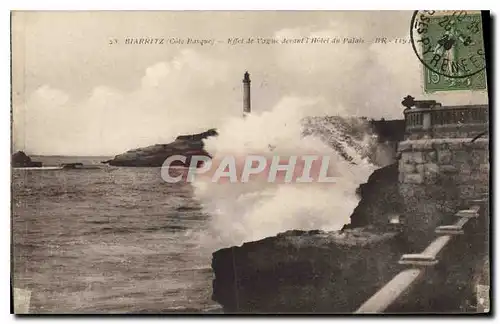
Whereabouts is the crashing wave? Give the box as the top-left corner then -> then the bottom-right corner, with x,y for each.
301,116 -> 377,165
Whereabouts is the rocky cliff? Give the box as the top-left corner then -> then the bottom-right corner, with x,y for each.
212,227 -> 408,313
345,162 -> 404,229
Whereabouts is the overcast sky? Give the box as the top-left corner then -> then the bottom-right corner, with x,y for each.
12,11 -> 488,155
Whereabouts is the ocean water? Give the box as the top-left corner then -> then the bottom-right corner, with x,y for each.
12,156 -> 221,313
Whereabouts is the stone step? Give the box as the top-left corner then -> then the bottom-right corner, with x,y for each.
398,253 -> 438,266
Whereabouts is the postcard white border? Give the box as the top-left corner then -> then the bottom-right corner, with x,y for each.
1,1 -> 498,323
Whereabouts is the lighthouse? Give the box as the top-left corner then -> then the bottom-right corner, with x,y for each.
243,71 -> 251,117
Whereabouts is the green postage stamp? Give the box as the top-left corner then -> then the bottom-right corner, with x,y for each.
410,11 -> 487,93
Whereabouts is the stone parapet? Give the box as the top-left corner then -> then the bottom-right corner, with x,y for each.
404,104 -> 488,140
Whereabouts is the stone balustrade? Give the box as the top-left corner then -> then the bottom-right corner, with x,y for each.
404,105 -> 488,140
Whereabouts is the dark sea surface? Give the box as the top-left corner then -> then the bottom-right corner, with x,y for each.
12,156 -> 221,313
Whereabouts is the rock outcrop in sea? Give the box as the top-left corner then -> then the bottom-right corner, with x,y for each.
102,129 -> 217,167
12,151 -> 42,167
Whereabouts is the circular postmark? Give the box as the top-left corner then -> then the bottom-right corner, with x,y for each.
410,10 -> 486,78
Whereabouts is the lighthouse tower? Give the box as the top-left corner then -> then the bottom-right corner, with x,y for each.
243,71 -> 251,117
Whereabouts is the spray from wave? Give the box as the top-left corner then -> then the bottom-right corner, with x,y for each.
192,97 -> 379,247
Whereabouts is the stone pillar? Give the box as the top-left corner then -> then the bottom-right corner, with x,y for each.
420,111 -> 432,140
422,111 -> 431,132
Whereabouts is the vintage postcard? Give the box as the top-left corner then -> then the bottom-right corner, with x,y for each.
11,10 -> 490,314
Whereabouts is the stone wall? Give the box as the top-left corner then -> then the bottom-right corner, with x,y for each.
398,137 -> 489,249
